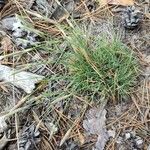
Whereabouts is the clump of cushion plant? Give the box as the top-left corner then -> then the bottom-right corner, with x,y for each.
64,25 -> 139,100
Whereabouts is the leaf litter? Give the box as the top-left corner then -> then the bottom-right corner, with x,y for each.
0,0 -> 150,149
0,116 -> 9,150
83,107 -> 115,150
19,124 -> 41,150
0,65 -> 44,93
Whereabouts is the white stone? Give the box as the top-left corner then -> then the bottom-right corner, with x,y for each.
116,136 -> 123,144
107,130 -> 116,138
136,139 -> 143,145
125,133 -> 131,140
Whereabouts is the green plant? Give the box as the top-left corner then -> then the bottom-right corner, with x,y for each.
63,25 -> 139,100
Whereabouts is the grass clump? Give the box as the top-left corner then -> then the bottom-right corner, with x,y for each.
64,25 -> 139,100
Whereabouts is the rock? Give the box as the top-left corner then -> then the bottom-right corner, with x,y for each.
12,19 -> 26,38
135,136 -> 143,145
125,132 -> 131,140
135,136 -> 143,149
136,139 -> 143,145
107,130 -> 116,138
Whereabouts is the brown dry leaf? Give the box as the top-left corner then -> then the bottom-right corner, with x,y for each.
98,0 -> 134,6
145,13 -> 150,19
1,36 -> 13,53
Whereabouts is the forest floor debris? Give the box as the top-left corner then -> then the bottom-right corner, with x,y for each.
0,0 -> 149,150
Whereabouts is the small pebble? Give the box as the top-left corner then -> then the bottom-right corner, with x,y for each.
125,133 -> 131,140
107,130 -> 116,138
116,136 -> 123,144
136,139 -> 143,145
135,136 -> 143,148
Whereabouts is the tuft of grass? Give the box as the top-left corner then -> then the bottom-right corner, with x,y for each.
63,25 -> 139,100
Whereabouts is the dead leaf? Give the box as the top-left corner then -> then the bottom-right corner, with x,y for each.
0,116 -> 8,150
145,13 -> 150,19
98,0 -> 134,6
83,108 -> 109,150
1,36 -> 13,53
78,129 -> 85,145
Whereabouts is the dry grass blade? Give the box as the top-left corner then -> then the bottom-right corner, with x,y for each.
0,48 -> 34,60
0,1 -> 17,18
1,95 -> 42,118
60,119 -> 79,146
0,0 -> 149,149
131,95 -> 144,116
77,129 -> 85,145
60,21 -> 139,100
60,128 -> 72,146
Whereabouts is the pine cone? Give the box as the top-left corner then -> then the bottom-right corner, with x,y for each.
123,6 -> 142,29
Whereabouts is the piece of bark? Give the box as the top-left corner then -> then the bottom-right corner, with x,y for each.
0,65 -> 44,93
